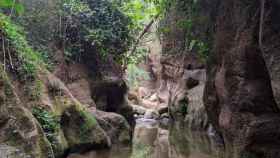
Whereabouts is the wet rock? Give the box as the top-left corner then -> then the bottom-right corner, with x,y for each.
91,108 -> 132,146
160,113 -> 169,119
144,109 -> 160,120
131,104 -> 147,115
148,93 -> 158,102
159,117 -> 169,129
157,105 -> 168,115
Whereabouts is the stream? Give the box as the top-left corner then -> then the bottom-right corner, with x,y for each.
68,117 -> 224,158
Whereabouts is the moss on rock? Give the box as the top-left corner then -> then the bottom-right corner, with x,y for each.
61,105 -> 111,153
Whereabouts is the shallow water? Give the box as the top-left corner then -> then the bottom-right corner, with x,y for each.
68,118 -> 223,158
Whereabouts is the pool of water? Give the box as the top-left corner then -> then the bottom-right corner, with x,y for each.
67,118 -> 223,158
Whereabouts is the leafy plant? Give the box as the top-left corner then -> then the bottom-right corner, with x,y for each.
32,107 -> 60,147
63,0 -> 132,61
0,13 -> 46,79
0,0 -> 24,15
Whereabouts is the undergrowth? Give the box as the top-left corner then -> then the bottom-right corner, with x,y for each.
32,107 -> 60,149
0,13 -> 45,79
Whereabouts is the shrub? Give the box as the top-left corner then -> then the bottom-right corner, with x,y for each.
32,107 -> 60,148
64,0 -> 132,60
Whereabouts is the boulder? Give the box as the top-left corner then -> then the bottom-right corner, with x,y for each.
141,99 -> 159,109
131,104 -> 148,115
91,108 -> 132,146
61,106 -> 111,153
148,93 -> 158,102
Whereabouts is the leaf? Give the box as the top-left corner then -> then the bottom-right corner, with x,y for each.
189,40 -> 196,51
0,0 -> 13,7
0,0 -> 24,15
14,3 -> 24,15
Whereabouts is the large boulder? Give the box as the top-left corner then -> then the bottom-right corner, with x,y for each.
61,105 -> 111,154
91,108 -> 132,146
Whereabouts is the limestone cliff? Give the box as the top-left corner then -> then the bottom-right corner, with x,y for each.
204,0 -> 280,157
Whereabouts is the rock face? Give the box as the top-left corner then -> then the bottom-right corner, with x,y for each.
204,0 -> 280,157
0,67 -> 54,158
158,54 -> 208,131
157,0 -> 214,131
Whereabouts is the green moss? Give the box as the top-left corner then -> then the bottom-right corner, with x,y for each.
0,13 -> 45,79
78,108 -> 97,141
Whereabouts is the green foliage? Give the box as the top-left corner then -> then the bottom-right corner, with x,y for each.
111,0 -> 172,66
0,0 -> 24,15
116,0 -> 157,33
0,13 -> 45,79
187,39 -> 209,61
63,0 -> 132,60
126,64 -> 150,88
120,46 -> 148,65
158,0 -> 210,60
32,107 -> 60,148
15,0 -> 62,66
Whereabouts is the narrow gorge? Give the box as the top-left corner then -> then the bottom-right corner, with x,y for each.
0,0 -> 280,158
